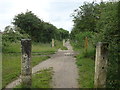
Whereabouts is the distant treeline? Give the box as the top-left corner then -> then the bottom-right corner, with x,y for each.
70,1 -> 119,88
3,11 -> 69,43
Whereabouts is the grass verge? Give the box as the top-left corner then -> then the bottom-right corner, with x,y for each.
3,40 -> 67,53
14,67 -> 53,88
54,40 -> 68,50
3,42 -> 57,54
2,53 -> 50,88
71,41 -> 95,88
32,43 -> 57,53
76,55 -> 95,88
2,40 -> 67,88
60,46 -> 68,50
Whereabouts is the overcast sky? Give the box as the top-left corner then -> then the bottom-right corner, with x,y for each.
0,0 -> 109,32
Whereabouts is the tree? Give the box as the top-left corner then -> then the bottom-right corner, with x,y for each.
71,2 -> 99,33
57,28 -> 69,41
13,11 -> 44,42
13,10 -> 69,43
71,1 -> 119,88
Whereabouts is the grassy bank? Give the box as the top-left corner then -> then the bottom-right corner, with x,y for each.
76,52 -> 95,88
54,40 -> 68,50
3,40 -> 67,53
2,53 -> 50,88
3,42 -> 57,53
71,41 -> 95,88
2,40 -> 67,88
15,68 -> 53,88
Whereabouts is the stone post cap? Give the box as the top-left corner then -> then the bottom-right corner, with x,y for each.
21,39 -> 31,41
96,42 -> 109,46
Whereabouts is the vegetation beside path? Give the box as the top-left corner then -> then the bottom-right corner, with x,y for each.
70,1 -> 119,88
71,42 -> 95,88
1,8 -> 69,89
14,67 -> 53,88
2,40 -> 67,88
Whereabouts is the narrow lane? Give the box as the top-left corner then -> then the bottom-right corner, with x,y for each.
6,40 -> 79,88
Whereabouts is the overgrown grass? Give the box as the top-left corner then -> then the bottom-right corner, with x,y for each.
2,53 -> 50,88
32,43 -> 57,53
32,56 -> 50,67
71,41 -> 95,88
15,68 -> 53,88
2,40 -> 67,88
3,40 -> 67,53
54,40 -> 68,50
2,54 -> 21,88
76,55 -> 95,88
3,42 -> 57,53
3,42 -> 21,53
60,46 -> 68,50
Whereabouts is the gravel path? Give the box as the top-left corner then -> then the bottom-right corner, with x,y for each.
5,41 -> 79,88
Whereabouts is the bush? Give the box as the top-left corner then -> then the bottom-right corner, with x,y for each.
71,1 -> 119,88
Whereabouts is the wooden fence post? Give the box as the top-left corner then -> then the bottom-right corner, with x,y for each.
21,39 -> 32,88
63,39 -> 65,46
52,39 -> 54,47
94,42 -> 108,88
84,37 -> 88,52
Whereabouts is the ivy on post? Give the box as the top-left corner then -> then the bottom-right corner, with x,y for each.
94,42 -> 108,88
21,39 -> 32,88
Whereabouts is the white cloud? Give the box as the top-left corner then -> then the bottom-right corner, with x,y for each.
0,0 -> 110,32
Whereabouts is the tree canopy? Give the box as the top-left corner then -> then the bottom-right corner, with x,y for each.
12,11 -> 69,43
70,1 -> 119,88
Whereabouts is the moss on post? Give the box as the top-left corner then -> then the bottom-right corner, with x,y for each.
21,39 -> 32,88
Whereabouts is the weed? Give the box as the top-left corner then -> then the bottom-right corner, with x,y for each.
14,68 -> 53,88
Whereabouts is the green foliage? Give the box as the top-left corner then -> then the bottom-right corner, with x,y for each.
32,43 -> 57,53
2,26 -> 30,52
76,58 -> 94,88
71,1 -> 119,88
12,10 -> 69,43
2,42 -> 57,88
15,68 -> 53,88
60,46 -> 68,50
2,53 -> 50,88
94,2 -> 119,88
71,2 -> 98,33
32,56 -> 50,67
32,68 -> 53,88
2,54 -> 21,88
71,41 -> 95,88
73,32 -> 94,48
57,28 -> 69,41
75,47 -> 95,88
3,42 -> 21,53
54,40 -> 68,50
3,41 -> 58,54
42,22 -> 57,43
13,11 -> 43,41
